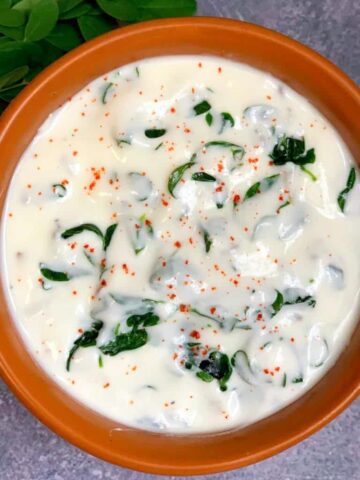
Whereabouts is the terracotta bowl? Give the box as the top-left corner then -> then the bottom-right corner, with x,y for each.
0,17 -> 359,475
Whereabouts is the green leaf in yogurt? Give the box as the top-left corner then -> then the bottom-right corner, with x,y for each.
204,140 -> 245,163
219,112 -> 234,133
197,351 -> 232,391
337,166 -> 356,213
66,320 -> 104,371
231,350 -> 253,385
205,112 -> 213,126
271,290 -> 284,317
276,200 -> 290,213
126,312 -> 160,329
203,228 -> 212,253
101,81 -> 113,104
244,174 -> 280,201
103,223 -> 117,251
167,156 -> 196,197
145,128 -> 166,139
191,172 -> 216,182
100,329 -> 148,356
61,223 -> 103,242
40,264 -> 70,282
300,165 -> 317,182
116,138 -> 131,146
193,100 -> 211,116
270,136 -> 315,167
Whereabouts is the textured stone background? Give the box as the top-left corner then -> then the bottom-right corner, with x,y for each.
1,1 -> 359,479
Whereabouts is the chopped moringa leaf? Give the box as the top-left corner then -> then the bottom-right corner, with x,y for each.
191,172 -> 216,182
66,320 -> 103,371
193,100 -> 211,116
145,128 -> 166,139
337,167 -> 356,213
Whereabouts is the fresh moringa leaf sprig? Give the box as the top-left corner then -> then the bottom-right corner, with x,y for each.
0,0 -> 197,112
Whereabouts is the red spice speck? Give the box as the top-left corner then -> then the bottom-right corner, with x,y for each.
174,241 -> 181,248
72,150 -> 78,156
100,279 -> 107,287
210,307 -> 216,315
179,304 -> 188,312
233,194 -> 241,205
190,330 -> 201,339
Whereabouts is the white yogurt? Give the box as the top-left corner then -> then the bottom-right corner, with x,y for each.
2,56 -> 360,433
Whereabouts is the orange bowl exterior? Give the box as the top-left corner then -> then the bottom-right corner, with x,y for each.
0,18 -> 359,475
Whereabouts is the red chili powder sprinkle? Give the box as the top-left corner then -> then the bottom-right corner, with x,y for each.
190,330 -> 201,339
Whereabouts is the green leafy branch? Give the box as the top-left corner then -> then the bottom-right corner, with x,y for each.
0,0 -> 197,112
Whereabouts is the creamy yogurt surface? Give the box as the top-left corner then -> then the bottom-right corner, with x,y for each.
2,55 -> 360,433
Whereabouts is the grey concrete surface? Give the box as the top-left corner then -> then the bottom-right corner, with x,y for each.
1,1 -> 359,479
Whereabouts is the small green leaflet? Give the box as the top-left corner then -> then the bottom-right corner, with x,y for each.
300,165 -> 317,182
77,14 -> 115,41
46,23 -> 82,51
204,140 -> 245,162
205,112 -> 213,126
337,167 -> 356,213
145,128 -> 166,139
193,100 -> 211,116
61,223 -> 117,251
98,355 -> 103,368
100,329 -> 148,356
126,312 -> 160,329
61,223 -> 103,241
270,136 -> 316,174
116,138 -> 131,146
271,290 -> 284,317
25,0 -> 59,42
231,349 -> 253,385
66,320 -> 103,371
197,351 -> 232,391
203,229 -> 212,253
270,289 -> 316,318
191,172 -> 216,182
102,82 -> 113,104
277,200 -> 290,213
219,112 -> 234,133
292,377 -> 304,384
40,264 -> 70,282
0,8 -> 25,27
103,223 -> 118,251
167,156 -> 196,197
244,174 -> 280,201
